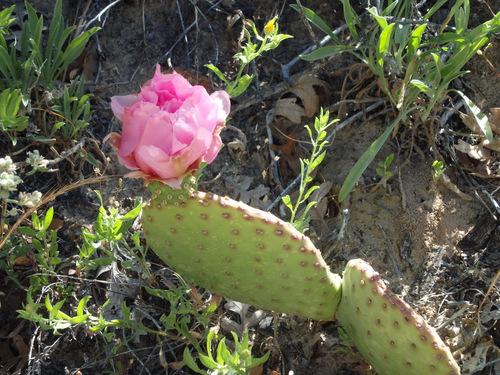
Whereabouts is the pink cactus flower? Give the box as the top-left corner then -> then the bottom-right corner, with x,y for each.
106,65 -> 230,189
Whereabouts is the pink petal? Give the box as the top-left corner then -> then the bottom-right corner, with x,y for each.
111,94 -> 139,121
119,102 -> 160,157
210,90 -> 231,120
204,130 -> 223,164
180,126 -> 213,167
104,132 -> 140,171
136,111 -> 185,157
117,153 -> 139,170
134,145 -> 183,180
103,132 -> 122,149
187,88 -> 219,133
170,112 -> 198,154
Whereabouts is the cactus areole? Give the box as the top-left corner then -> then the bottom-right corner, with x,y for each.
337,259 -> 460,375
142,180 -> 342,320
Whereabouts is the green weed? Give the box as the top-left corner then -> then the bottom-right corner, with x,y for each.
206,18 -> 292,98
293,1 -> 499,201
432,160 -> 446,182
376,153 -> 394,185
282,109 -> 337,232
184,330 -> 270,375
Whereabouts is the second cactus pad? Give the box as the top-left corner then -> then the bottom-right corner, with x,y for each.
142,189 -> 342,320
336,259 -> 460,375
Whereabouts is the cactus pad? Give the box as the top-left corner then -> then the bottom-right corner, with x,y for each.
336,259 -> 460,375
142,185 -> 342,320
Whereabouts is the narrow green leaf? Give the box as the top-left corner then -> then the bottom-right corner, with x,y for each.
339,107 -> 419,201
423,0 -> 449,20
43,207 -> 54,232
340,0 -> 361,41
303,185 -> 320,201
18,227 -> 38,236
251,350 -> 271,367
406,24 -> 426,62
199,353 -> 219,369
290,4 -> 342,44
452,89 -> 492,141
228,74 -> 253,98
77,296 -> 91,316
68,314 -> 91,324
381,0 -> 400,16
409,79 -> 434,96
309,150 -> 326,171
367,7 -> 387,29
427,34 -> 464,48
301,45 -> 355,61
376,23 -> 395,70
282,195 -> 293,210
183,348 -> 207,374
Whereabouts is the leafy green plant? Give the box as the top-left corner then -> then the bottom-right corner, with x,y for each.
77,191 -> 142,271
184,330 -> 270,375
0,0 -> 99,149
206,17 -> 292,98
0,5 -> 15,34
0,0 -> 99,93
18,207 -> 63,278
0,88 -> 29,144
17,288 -> 96,334
293,1 -> 500,201
376,153 -> 394,184
282,109 -> 337,232
432,160 -> 446,182
297,1 -> 499,120
48,76 -> 93,141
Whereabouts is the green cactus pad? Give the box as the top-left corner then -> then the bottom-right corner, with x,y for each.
142,187 -> 342,320
337,259 -> 460,375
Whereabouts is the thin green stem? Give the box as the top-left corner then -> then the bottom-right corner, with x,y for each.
0,199 -> 6,239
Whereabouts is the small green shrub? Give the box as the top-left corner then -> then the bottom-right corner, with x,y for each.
293,1 -> 500,201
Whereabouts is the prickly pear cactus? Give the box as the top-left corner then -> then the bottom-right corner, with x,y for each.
337,259 -> 460,375
142,180 -> 342,320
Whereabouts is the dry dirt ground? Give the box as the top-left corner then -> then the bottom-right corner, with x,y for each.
0,0 -> 500,374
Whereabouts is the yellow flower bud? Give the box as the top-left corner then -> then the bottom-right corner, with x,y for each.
264,18 -> 276,35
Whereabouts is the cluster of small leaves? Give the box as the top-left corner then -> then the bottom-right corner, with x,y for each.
0,0 -> 100,280
48,76 -> 93,141
432,160 -> 446,182
282,109 -> 337,232
17,290 -> 97,334
0,89 -> 29,144
77,191 -> 142,271
184,331 -> 270,375
206,17 -> 292,98
0,0 -> 98,143
15,196 -> 142,335
376,153 -> 394,184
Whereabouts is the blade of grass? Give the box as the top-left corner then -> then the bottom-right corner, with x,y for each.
300,45 -> 357,60
339,106 -> 420,202
290,4 -> 343,44
452,89 -> 492,141
340,0 -> 361,42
